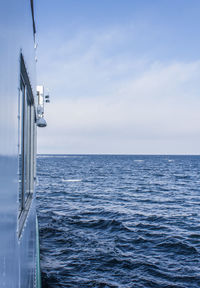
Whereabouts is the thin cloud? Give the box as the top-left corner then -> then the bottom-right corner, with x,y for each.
38,66 -> 200,152
37,28 -> 200,154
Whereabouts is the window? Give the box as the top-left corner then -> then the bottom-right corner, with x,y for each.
18,53 -> 36,238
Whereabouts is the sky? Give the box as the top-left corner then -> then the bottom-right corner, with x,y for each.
36,0 -> 200,154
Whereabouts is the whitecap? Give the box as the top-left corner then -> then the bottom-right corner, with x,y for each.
62,179 -> 82,182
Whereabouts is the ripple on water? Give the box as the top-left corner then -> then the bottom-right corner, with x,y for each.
37,155 -> 200,288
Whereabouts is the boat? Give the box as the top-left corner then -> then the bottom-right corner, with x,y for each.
0,1 -> 48,287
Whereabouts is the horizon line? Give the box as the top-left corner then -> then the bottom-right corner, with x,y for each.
37,153 -> 200,156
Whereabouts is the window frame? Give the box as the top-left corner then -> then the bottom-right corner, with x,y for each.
18,54 -> 36,238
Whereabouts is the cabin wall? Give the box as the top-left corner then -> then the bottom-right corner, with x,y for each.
0,1 -> 37,287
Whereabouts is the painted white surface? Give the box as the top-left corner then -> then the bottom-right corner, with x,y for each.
0,1 -> 37,287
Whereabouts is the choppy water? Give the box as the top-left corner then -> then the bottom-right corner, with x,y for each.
36,155 -> 200,288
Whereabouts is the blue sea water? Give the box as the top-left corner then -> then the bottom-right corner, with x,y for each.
36,155 -> 200,288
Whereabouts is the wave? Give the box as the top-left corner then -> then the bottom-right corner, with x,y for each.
67,218 -> 131,233
62,179 -> 82,182
37,154 -> 200,288
156,240 -> 198,255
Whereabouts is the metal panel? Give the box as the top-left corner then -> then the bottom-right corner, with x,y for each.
0,1 -> 38,287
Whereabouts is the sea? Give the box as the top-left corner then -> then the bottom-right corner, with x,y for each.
36,155 -> 200,288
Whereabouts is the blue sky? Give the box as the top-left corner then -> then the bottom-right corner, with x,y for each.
36,0 -> 200,154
